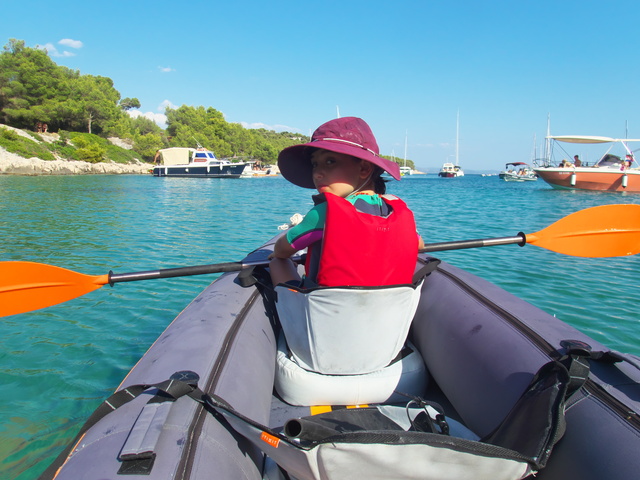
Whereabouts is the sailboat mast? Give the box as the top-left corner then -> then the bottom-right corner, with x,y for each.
455,111 -> 459,166
404,131 -> 408,167
544,113 -> 551,165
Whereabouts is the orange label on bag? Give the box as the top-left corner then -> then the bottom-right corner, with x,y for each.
261,431 -> 280,448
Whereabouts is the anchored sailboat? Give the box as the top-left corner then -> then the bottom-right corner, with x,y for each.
399,131 -> 413,176
438,112 -> 464,177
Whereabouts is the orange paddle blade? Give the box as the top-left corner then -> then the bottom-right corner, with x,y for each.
0,262 -> 109,317
526,204 -> 640,257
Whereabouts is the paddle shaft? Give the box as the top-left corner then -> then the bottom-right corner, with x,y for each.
107,256 -> 302,285
109,235 -> 528,284
110,235 -> 527,284
108,234 -> 526,284
113,226 -> 618,283
420,233 -> 526,253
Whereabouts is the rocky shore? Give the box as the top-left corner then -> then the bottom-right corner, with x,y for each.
0,125 -> 152,175
0,148 -> 152,175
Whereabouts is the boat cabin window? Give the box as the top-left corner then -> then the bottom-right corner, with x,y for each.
595,154 -> 622,168
194,151 -> 217,162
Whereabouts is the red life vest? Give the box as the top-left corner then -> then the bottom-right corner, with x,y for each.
309,193 -> 418,287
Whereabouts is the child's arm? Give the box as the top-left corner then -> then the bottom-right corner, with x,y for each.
270,235 -> 299,259
269,204 -> 325,259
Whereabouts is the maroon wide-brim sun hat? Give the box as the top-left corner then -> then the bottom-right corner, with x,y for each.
278,117 -> 401,189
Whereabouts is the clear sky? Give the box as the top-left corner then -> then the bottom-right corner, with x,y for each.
2,0 -> 640,172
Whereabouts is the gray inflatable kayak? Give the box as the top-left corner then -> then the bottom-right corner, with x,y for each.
40,235 -> 640,480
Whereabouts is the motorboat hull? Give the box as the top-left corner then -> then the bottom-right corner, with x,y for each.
534,167 -> 640,192
152,163 -> 246,178
42,235 -> 640,480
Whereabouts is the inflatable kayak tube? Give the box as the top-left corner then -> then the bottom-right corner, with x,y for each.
41,235 -> 640,480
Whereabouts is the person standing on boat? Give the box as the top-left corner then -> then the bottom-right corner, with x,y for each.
269,116 -> 424,288
574,155 -> 582,167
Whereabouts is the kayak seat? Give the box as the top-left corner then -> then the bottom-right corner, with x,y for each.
273,280 -> 428,406
274,281 -> 423,374
275,332 -> 428,406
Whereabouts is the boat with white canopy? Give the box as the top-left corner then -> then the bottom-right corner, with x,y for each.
152,145 -> 249,178
533,135 -> 640,192
499,162 -> 537,182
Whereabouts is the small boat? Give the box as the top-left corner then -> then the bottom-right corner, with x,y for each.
240,162 -> 279,177
533,135 -> 640,192
437,162 -> 464,177
40,232 -> 640,480
152,146 -> 249,178
438,112 -> 464,177
499,162 -> 538,182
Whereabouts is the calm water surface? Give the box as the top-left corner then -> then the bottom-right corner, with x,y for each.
2,174 -> 639,479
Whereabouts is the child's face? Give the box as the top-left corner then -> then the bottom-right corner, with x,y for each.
310,150 -> 369,197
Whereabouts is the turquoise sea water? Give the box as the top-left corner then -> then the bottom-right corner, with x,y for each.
1,173 -> 639,479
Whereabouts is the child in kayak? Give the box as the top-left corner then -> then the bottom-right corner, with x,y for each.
269,117 -> 430,399
269,116 -> 424,288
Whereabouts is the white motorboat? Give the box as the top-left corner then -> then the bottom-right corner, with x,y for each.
438,162 -> 464,177
152,146 -> 249,178
499,162 -> 538,182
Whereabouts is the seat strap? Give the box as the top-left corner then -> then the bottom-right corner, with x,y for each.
412,257 -> 441,284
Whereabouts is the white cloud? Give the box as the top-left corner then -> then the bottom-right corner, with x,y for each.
127,100 -> 177,129
158,66 -> 175,73
59,38 -> 83,49
37,43 -> 73,57
240,121 -> 300,133
128,109 -> 168,129
37,38 -> 83,57
158,99 -> 177,111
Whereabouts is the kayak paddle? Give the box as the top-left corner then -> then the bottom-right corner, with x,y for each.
0,257 -> 297,318
419,203 -> 640,257
1,204 -> 639,317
